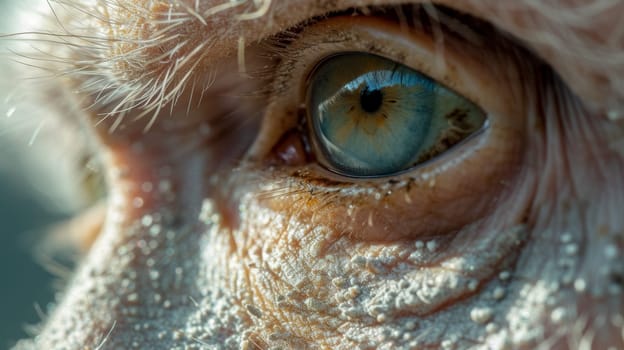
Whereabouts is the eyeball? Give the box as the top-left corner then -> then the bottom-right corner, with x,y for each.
307,52 -> 486,177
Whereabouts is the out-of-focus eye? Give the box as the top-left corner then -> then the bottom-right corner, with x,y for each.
307,52 -> 486,177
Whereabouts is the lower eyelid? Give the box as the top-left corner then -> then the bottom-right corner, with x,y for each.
255,120 -> 526,242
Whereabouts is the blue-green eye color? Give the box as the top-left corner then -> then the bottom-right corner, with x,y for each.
307,53 -> 487,177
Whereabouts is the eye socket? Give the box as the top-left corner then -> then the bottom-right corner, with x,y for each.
246,9 -> 532,241
307,52 -> 487,177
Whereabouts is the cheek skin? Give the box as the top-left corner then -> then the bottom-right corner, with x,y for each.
225,86 -> 623,350
520,88 -> 624,348
11,60 -> 265,348
222,80 -> 624,348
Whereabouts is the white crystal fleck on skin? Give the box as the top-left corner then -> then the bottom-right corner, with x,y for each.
141,214 -> 153,227
499,271 -> 511,281
485,322 -> 498,334
426,239 -> 438,252
550,307 -> 568,324
468,279 -> 479,292
132,197 -> 144,208
574,278 -> 587,292
441,339 -> 456,349
605,243 -> 619,259
564,243 -> 579,256
470,307 -> 494,324
492,287 -> 506,300
560,232 -> 573,243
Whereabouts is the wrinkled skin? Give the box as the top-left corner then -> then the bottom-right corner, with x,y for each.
4,0 -> 624,349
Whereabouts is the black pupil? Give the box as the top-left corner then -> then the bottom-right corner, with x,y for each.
360,87 -> 384,113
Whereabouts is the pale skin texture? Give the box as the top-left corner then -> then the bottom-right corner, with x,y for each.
3,0 -> 624,349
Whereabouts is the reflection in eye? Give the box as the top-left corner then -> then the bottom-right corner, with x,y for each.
307,52 -> 487,177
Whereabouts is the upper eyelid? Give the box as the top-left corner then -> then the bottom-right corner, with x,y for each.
235,0 -> 621,114
265,8 -> 505,100
251,11 -> 519,138
207,0 -> 618,111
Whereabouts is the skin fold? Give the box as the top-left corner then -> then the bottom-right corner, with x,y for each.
2,0 -> 624,349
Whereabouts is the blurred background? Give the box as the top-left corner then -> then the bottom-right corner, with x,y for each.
0,173 -> 62,348
0,0 -> 67,347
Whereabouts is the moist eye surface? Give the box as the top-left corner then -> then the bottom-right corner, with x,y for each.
307,52 -> 487,177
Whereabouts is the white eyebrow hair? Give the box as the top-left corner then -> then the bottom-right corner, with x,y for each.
6,0 -> 623,121
108,0 -> 624,114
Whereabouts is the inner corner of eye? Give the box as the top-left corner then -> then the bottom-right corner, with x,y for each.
267,127 -> 310,167
297,52 -> 487,178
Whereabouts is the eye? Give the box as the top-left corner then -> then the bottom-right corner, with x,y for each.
246,6 -> 532,241
307,52 -> 486,177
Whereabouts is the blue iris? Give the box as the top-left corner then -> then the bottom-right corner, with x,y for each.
308,53 -> 444,177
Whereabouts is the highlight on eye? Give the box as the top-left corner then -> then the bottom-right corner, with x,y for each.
306,52 -> 487,177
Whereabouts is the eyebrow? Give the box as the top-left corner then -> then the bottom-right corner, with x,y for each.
106,0 -> 623,114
